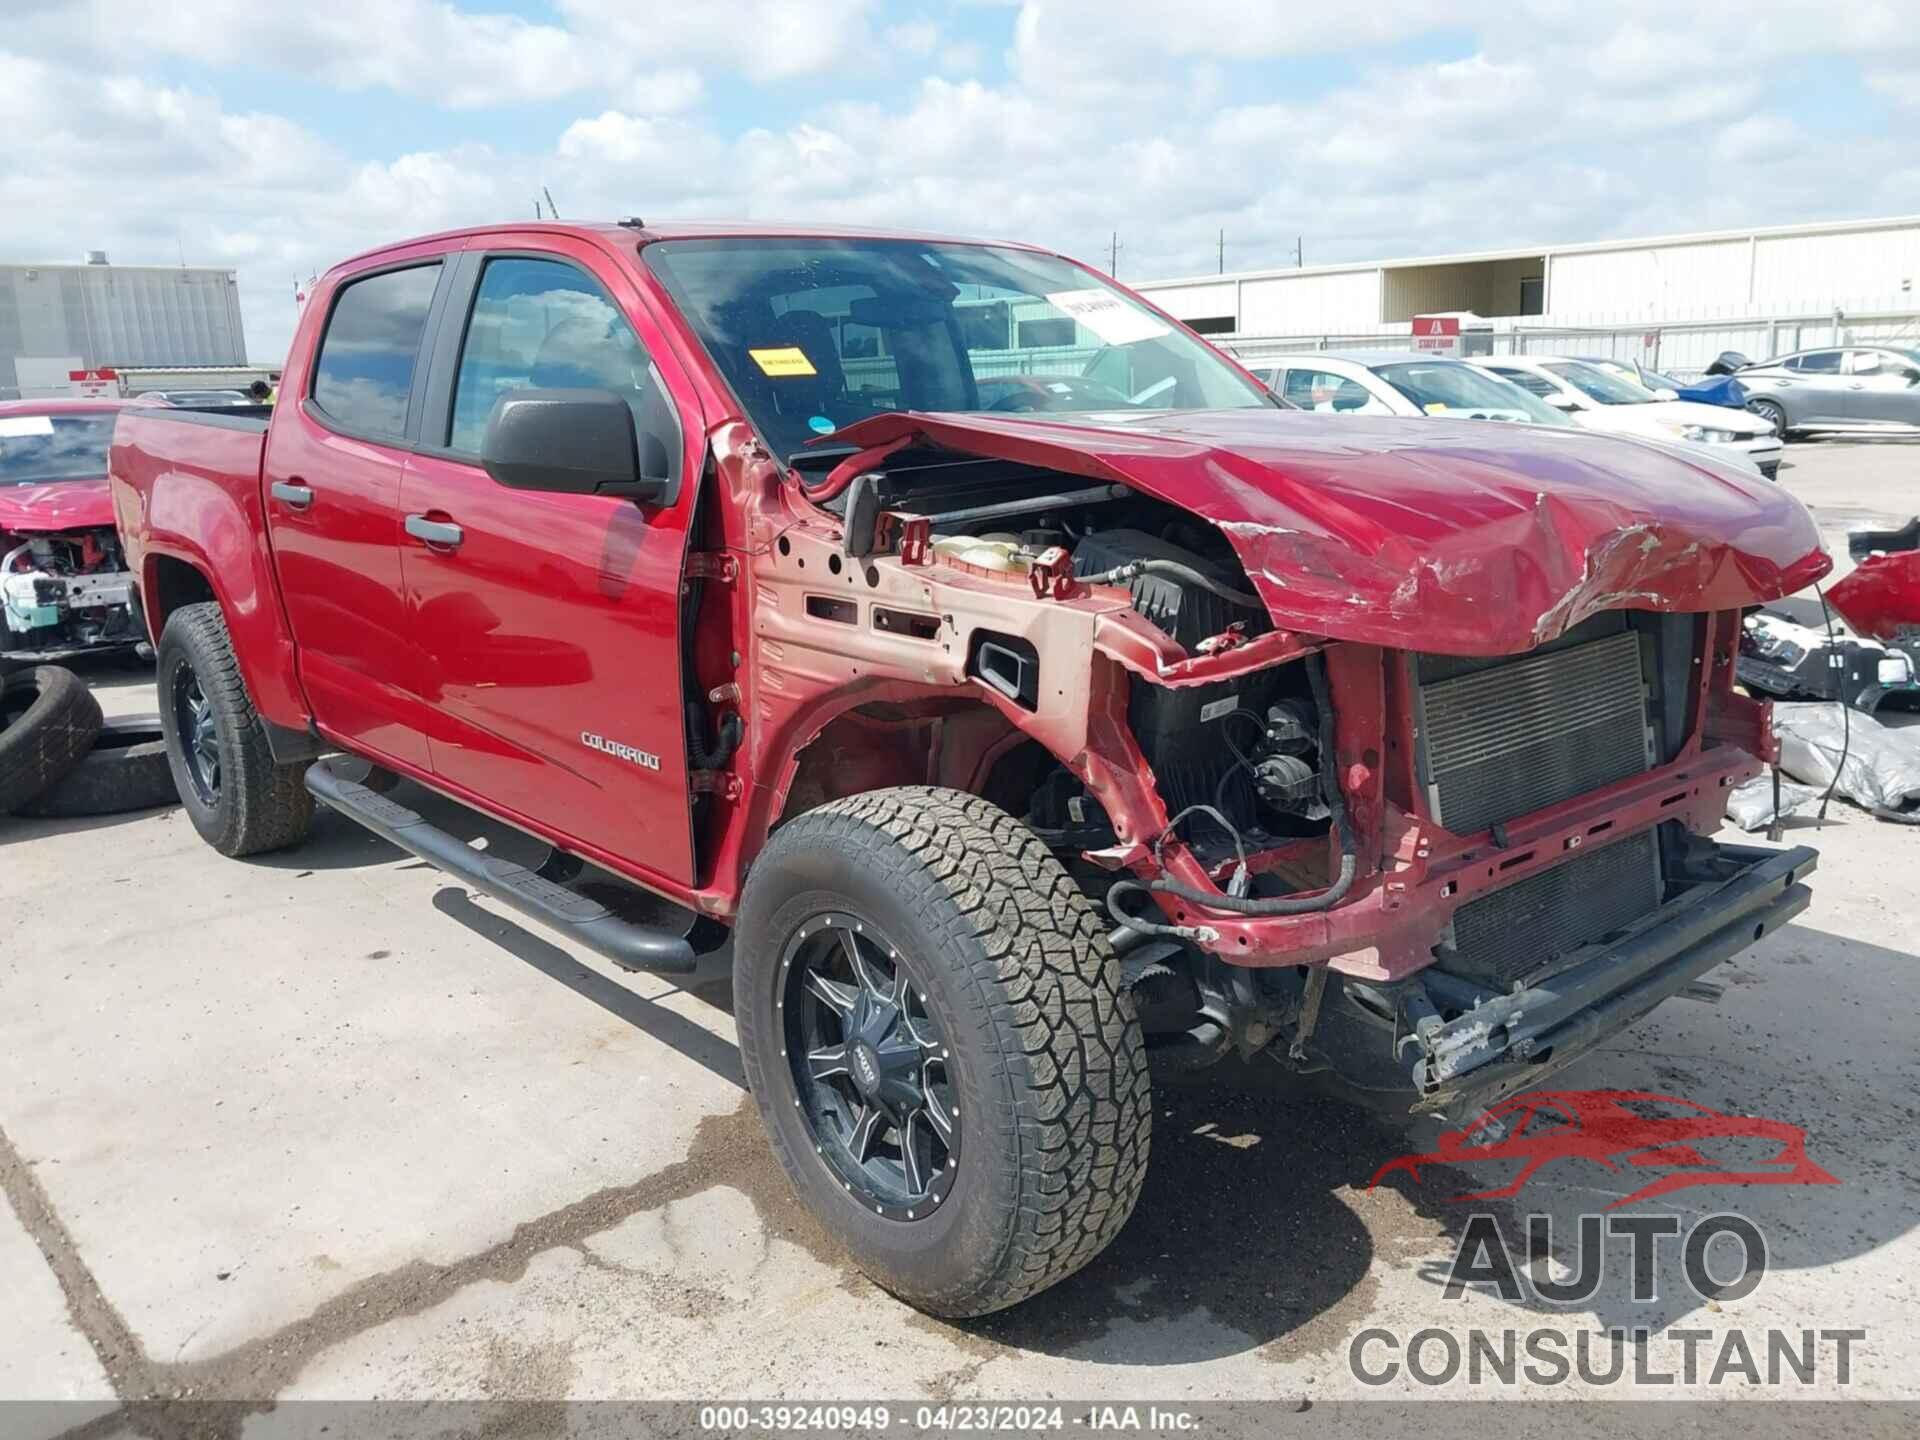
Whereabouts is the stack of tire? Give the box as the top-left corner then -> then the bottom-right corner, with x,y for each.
0,665 -> 178,819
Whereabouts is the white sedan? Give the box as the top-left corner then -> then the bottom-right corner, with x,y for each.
1249,351 -> 1767,477
1470,355 -> 1782,479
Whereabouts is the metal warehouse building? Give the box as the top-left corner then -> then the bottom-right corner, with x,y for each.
0,255 -> 248,400
1133,214 -> 1920,375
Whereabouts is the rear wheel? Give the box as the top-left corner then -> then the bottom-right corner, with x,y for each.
735,787 -> 1151,1317
156,602 -> 313,856
1748,397 -> 1788,438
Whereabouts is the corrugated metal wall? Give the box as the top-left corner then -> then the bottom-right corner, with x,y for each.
1241,269 -> 1380,333
1,263 -> 247,397
1134,219 -> 1920,337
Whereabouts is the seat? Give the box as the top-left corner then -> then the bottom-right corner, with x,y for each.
758,309 -> 848,418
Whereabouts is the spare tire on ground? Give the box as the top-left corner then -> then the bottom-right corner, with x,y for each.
0,665 -> 102,813
15,714 -> 178,818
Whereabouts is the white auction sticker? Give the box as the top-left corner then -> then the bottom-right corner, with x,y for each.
1043,289 -> 1171,346
0,416 -> 56,438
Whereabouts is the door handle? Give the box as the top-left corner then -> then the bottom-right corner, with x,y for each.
271,480 -> 314,510
1848,382 -> 1866,390
404,514 -> 464,549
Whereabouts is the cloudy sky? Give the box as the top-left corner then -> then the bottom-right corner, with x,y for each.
4,0 -> 1918,362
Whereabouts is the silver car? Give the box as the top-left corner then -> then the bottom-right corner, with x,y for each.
1737,345 -> 1920,437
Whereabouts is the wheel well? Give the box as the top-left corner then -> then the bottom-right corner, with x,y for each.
147,554 -> 218,636
775,699 -> 1043,829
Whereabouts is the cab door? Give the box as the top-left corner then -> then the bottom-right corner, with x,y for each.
397,240 -> 702,888
1844,349 -> 1920,426
264,254 -> 451,770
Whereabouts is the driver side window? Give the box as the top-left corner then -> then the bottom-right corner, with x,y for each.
448,257 -> 657,455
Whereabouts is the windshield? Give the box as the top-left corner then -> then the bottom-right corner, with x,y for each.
1544,360 -> 1659,405
0,412 -> 117,487
643,237 -> 1271,461
1372,361 -> 1571,425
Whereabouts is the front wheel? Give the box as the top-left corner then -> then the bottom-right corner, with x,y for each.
156,602 -> 314,856
735,787 -> 1151,1317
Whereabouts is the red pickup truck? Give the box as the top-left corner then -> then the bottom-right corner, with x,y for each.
111,220 -> 1827,1317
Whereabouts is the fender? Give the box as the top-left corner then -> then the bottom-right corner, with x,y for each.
111,414 -> 311,735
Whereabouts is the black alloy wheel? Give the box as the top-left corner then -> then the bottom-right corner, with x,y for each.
782,912 -> 958,1220
171,660 -> 222,807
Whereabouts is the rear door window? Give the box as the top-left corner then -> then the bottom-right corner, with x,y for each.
310,264 -> 441,439
1789,350 -> 1841,374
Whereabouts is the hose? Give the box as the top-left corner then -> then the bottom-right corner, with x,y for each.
1079,558 -> 1264,610
686,703 -> 743,769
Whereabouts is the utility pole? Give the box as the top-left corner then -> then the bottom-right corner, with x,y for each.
1108,231 -> 1121,276
1294,235 -> 1304,268
1218,229 -> 1224,274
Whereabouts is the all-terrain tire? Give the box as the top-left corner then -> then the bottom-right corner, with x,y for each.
0,665 -> 102,813
156,602 -> 313,856
15,715 -> 178,818
735,786 -> 1152,1317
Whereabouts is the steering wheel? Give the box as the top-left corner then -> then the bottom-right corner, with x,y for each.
987,389 -> 1049,412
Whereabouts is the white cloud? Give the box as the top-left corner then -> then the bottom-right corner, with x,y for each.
6,0 -> 1920,367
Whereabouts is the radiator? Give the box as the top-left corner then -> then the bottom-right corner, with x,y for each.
1444,829 -> 1663,987
1414,627 -> 1653,836
1415,625 -> 1663,987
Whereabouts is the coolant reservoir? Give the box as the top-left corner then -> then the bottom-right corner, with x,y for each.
931,533 -> 1032,578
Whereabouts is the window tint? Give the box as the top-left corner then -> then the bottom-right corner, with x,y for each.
1282,368 -> 1370,410
449,257 -> 658,455
311,265 -> 440,438
0,412 -> 117,486
1790,350 -> 1841,374
1489,366 -> 1558,399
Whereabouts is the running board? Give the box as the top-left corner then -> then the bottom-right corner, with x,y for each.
304,759 -> 698,973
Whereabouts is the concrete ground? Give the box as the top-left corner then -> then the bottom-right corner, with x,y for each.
3,441 -> 1918,1435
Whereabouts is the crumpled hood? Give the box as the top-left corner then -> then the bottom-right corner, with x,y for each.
830,409 -> 1830,655
0,478 -> 115,536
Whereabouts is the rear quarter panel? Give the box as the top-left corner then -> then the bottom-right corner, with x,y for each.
110,411 -> 310,730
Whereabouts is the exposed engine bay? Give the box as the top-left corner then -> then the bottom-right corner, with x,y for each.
748,433 -> 1801,1113
808,447 -> 1337,872
1,528 -> 141,655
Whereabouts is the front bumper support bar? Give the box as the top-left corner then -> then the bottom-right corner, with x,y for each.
1405,843 -> 1818,1115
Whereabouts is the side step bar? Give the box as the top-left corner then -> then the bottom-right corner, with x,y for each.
305,759 -> 698,973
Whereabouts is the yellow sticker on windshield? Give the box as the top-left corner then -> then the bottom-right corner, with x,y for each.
749,346 -> 817,377
1424,402 -> 1449,414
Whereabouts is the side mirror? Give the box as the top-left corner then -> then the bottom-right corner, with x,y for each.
1544,391 -> 1579,409
1652,388 -> 1679,400
481,388 -> 679,505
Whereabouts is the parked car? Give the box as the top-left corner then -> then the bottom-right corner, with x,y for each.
111,220 -> 1824,1317
1572,356 -> 1751,412
1254,352 -> 1765,475
0,398 -> 143,659
1728,346 -> 1920,438
1471,355 -> 1782,478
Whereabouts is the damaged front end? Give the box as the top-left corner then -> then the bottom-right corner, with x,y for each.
713,407 -> 1828,1119
1,526 -> 142,658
